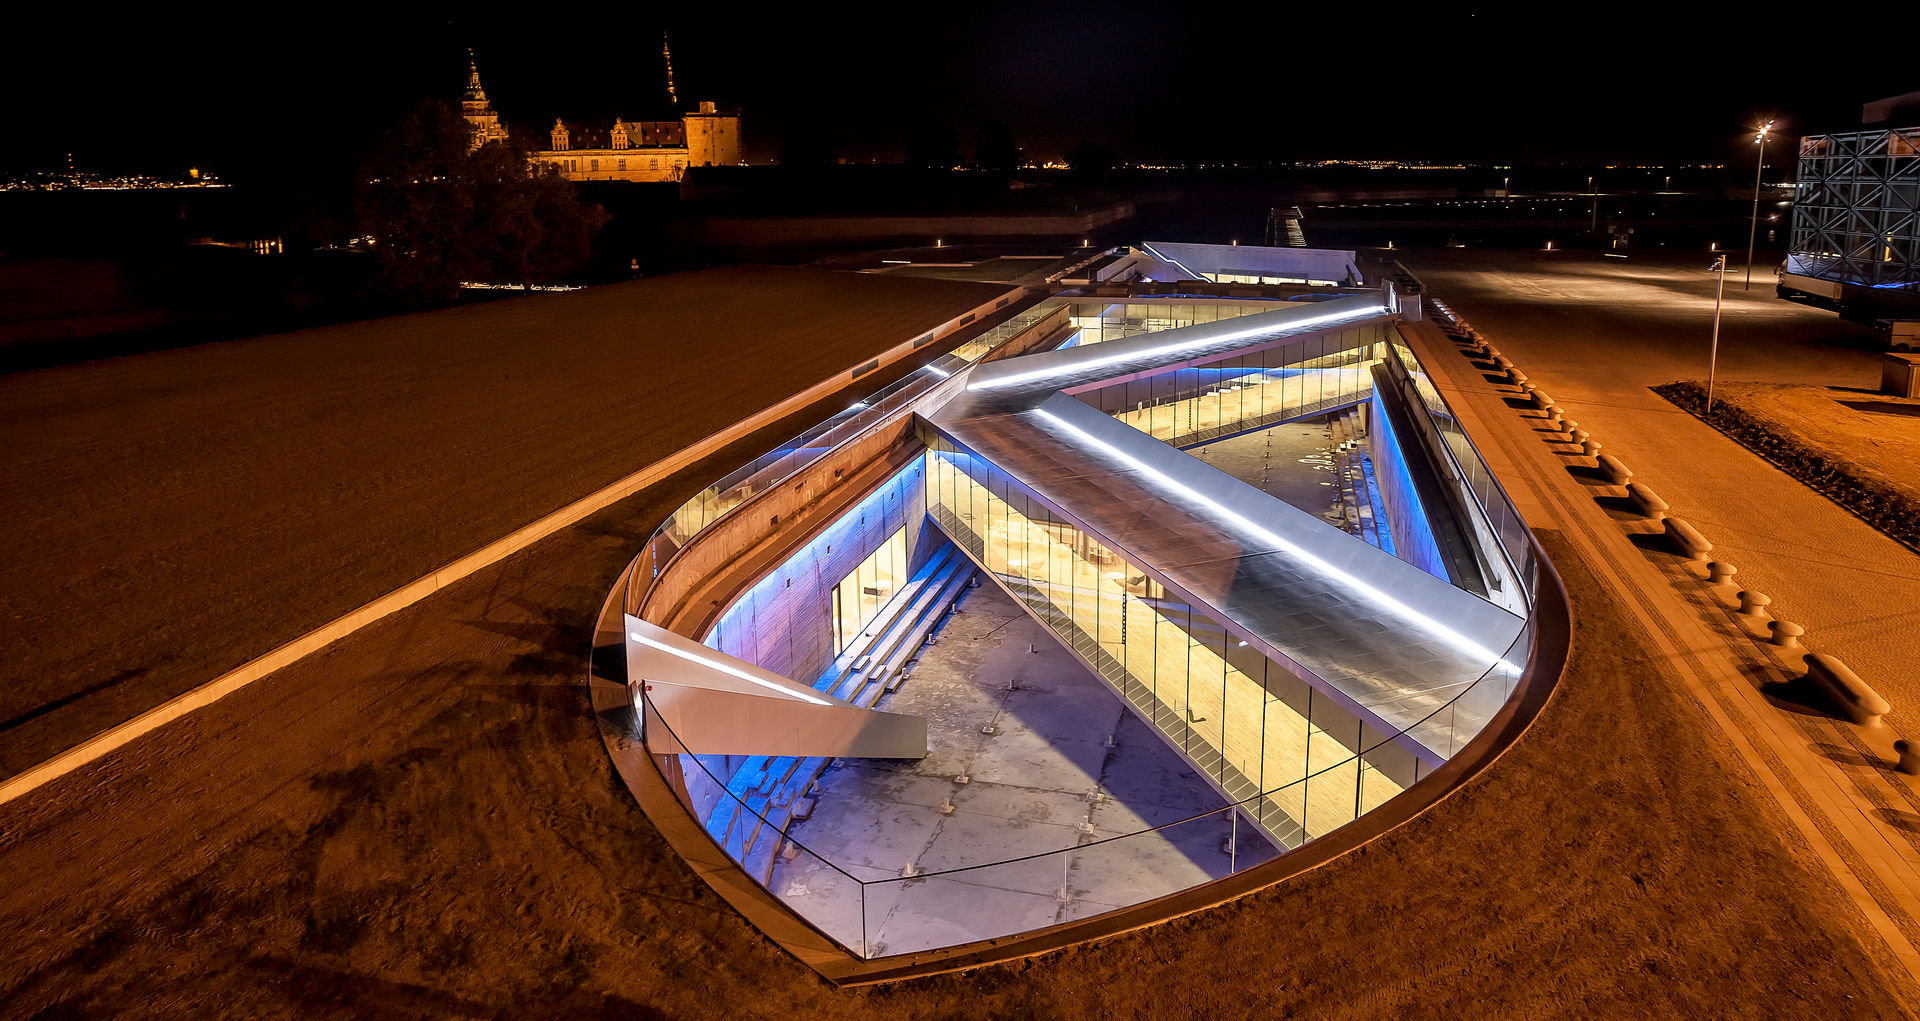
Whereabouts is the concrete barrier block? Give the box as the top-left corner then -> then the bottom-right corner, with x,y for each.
1769,620 -> 1805,649
1895,739 -> 1920,775
1806,654 -> 1889,727
1508,368 -> 1528,386
1493,356 -> 1514,370
1627,483 -> 1669,518
1596,454 -> 1632,484
1737,590 -> 1771,618
1532,390 -> 1555,410
1663,517 -> 1712,559
1582,439 -> 1603,457
1706,561 -> 1738,584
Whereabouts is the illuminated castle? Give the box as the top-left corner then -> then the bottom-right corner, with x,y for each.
462,47 -> 741,183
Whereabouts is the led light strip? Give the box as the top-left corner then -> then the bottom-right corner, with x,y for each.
1029,409 -> 1518,672
1140,243 -> 1207,283
968,304 -> 1385,391
630,632 -> 831,706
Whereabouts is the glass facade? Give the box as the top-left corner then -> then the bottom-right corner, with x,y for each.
1207,272 -> 1341,286
626,300 -> 1065,608
1383,337 -> 1534,614
1072,320 -> 1390,449
831,527 -> 907,654
1067,301 -> 1277,347
924,436 -> 1424,848
617,279 -> 1549,963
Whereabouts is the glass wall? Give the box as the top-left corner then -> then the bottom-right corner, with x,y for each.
1073,321 -> 1390,449
629,300 -> 1066,609
1383,335 -> 1535,613
1208,272 -> 1341,286
1067,301 -> 1278,348
831,527 -> 908,654
924,437 -> 1425,848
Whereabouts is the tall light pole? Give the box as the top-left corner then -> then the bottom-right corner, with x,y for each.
1708,254 -> 1727,412
1745,120 -> 1774,290
1588,174 -> 1597,232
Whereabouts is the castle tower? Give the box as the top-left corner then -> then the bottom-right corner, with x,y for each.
610,118 -> 629,150
462,50 -> 510,151
684,101 -> 742,167
550,119 -> 571,152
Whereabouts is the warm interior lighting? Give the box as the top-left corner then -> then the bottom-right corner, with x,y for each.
970,304 -> 1385,391
1030,408 -> 1518,671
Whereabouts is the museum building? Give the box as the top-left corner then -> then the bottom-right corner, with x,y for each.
590,242 -> 1562,976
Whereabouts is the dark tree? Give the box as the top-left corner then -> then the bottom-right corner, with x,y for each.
778,122 -> 840,169
903,120 -> 962,171
355,100 -> 606,304
1066,140 -> 1120,179
975,120 -> 1020,174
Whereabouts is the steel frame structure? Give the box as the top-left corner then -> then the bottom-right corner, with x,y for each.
1789,127 -> 1920,293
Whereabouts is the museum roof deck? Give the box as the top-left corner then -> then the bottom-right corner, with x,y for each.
926,293 -> 1525,748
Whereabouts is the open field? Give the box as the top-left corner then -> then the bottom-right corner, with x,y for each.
0,266 -> 1007,777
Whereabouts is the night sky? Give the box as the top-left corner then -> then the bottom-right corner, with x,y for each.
6,2 -> 1918,177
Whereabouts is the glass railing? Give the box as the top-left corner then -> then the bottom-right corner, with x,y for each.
617,286 -> 1545,961
635,615 -> 1531,959
623,301 -> 1065,608
1385,334 -> 1538,609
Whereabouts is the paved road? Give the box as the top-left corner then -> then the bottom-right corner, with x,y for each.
0,267 -> 1007,777
1401,248 -> 1920,714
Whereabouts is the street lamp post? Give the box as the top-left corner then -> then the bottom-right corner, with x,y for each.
1588,175 -> 1597,232
1709,254 -> 1727,412
1745,120 -> 1774,290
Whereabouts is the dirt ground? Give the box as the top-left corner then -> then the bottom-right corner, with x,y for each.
0,266 -> 1006,776
1,252 -> 1909,1018
1,466 -> 1908,1019
1657,380 -> 1920,552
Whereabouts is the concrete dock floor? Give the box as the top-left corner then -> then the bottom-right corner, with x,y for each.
774,582 -> 1277,956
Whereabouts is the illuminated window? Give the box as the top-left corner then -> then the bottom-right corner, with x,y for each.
830,528 -> 908,654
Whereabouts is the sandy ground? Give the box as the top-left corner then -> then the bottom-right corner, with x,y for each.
1666,381 -> 1920,543
1693,383 -> 1920,494
0,416 -> 1908,1019
0,250 -> 1910,1017
0,266 -> 1007,776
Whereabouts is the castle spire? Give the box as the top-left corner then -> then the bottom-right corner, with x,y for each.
663,33 -> 678,108
462,49 -> 509,152
465,48 -> 488,104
